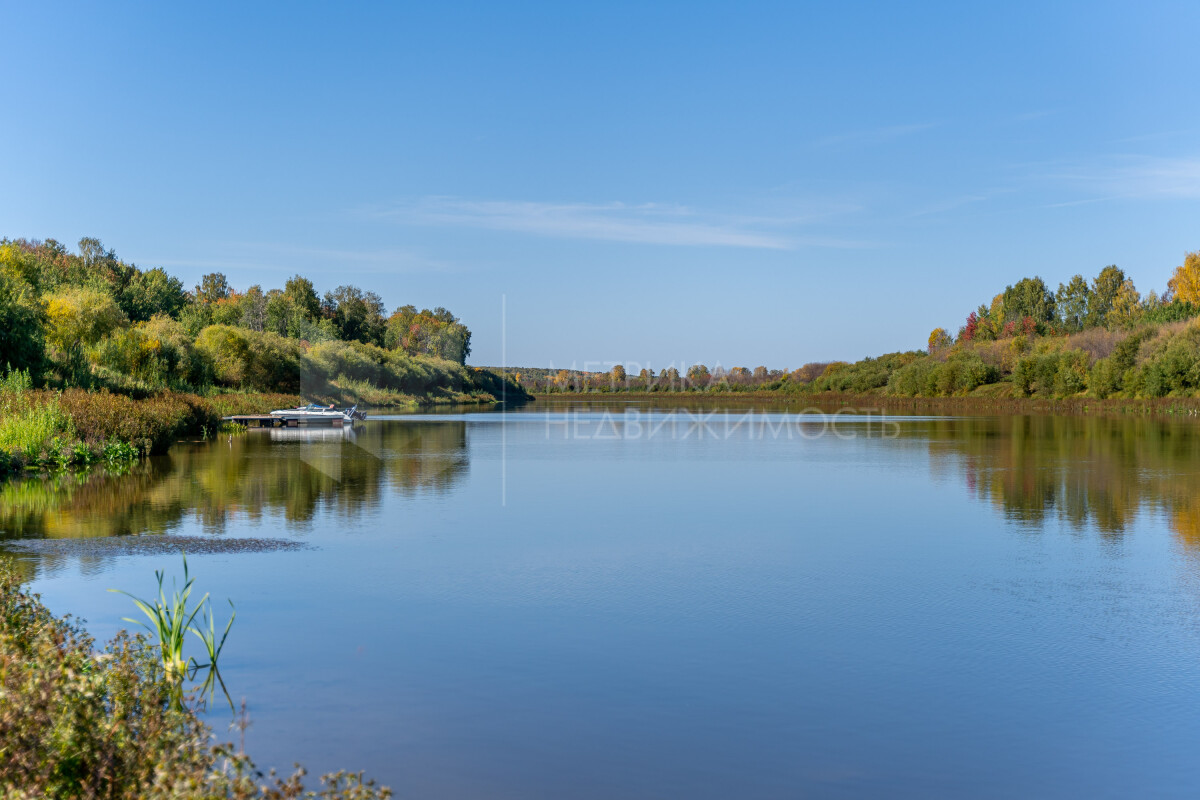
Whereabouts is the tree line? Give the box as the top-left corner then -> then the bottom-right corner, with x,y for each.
512,251 -> 1200,400
0,237 -> 475,396
802,251 -> 1200,399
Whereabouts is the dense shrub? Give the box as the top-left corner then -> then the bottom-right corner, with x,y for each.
1052,350 -> 1090,396
194,325 -> 304,393
0,560 -> 392,798
1137,323 -> 1200,396
1013,353 -> 1059,396
193,325 -> 250,386
92,328 -> 173,386
1012,349 -> 1090,397
1089,329 -> 1150,398
56,390 -> 216,453
886,358 -> 940,397
308,340 -> 385,386
886,353 -> 998,397
307,340 -> 471,396
812,352 -> 920,393
933,353 -> 998,395
0,267 -> 45,376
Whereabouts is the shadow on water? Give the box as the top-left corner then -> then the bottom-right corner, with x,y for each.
0,421 -> 469,542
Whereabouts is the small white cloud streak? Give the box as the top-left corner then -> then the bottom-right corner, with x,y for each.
1042,155 -> 1200,201
151,244 -> 454,276
382,198 -> 789,249
369,197 -> 875,250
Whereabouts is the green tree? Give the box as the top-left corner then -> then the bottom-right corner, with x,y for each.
194,273 -> 231,304
77,236 -> 106,267
384,305 -> 471,363
1088,265 -> 1126,327
1107,279 -> 1142,329
928,327 -> 953,351
121,267 -> 187,322
283,275 -> 321,321
1055,274 -> 1090,332
1002,277 -> 1056,326
178,300 -> 214,337
0,267 -> 45,375
239,285 -> 268,332
323,285 -> 387,346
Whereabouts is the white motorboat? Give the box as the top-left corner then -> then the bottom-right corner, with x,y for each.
269,403 -> 366,424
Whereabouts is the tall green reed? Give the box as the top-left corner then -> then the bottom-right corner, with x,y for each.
109,553 -> 235,707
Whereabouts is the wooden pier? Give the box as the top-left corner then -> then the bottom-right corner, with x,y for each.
224,415 -> 349,428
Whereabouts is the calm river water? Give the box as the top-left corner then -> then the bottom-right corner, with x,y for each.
5,400 -> 1200,798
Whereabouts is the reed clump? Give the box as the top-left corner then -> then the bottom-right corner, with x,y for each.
0,557 -> 392,799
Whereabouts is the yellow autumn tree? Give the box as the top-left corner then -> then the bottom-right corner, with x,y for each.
1168,251 -> 1200,306
44,287 -> 127,356
928,327 -> 952,351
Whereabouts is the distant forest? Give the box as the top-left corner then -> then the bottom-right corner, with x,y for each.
515,253 -> 1200,400
0,237 -> 492,399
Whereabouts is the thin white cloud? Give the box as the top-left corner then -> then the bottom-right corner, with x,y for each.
152,244 -> 454,276
1042,154 -> 1200,201
368,197 -> 874,250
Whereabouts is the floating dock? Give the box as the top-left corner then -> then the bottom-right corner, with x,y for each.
223,415 -> 350,428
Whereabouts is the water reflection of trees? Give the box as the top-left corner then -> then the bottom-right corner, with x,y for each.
0,423 -> 468,540
918,416 -> 1200,546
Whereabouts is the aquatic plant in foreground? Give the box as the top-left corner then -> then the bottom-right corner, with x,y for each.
110,553 -> 234,704
0,557 -> 392,797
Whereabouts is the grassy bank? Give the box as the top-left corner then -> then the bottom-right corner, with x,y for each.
0,558 -> 389,798
530,389 -> 1200,419
0,370 -> 525,480
0,390 -> 291,478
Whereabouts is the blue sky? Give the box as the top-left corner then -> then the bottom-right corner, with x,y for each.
3,1 -> 1200,369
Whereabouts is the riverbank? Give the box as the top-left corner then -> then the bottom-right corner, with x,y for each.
0,378 -> 519,479
0,558 -> 390,797
529,390 -> 1200,418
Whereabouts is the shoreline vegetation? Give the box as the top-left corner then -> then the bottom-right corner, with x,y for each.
510,253 -> 1200,412
0,559 -> 391,798
527,390 -> 1200,419
0,236 -> 526,477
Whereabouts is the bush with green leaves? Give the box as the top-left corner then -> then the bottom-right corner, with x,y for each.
1089,330 -> 1151,398
0,558 -> 393,798
1010,349 -> 1092,397
811,352 -> 921,394
1136,323 -> 1200,396
194,325 -> 305,393
885,352 -> 998,397
0,265 -> 46,376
